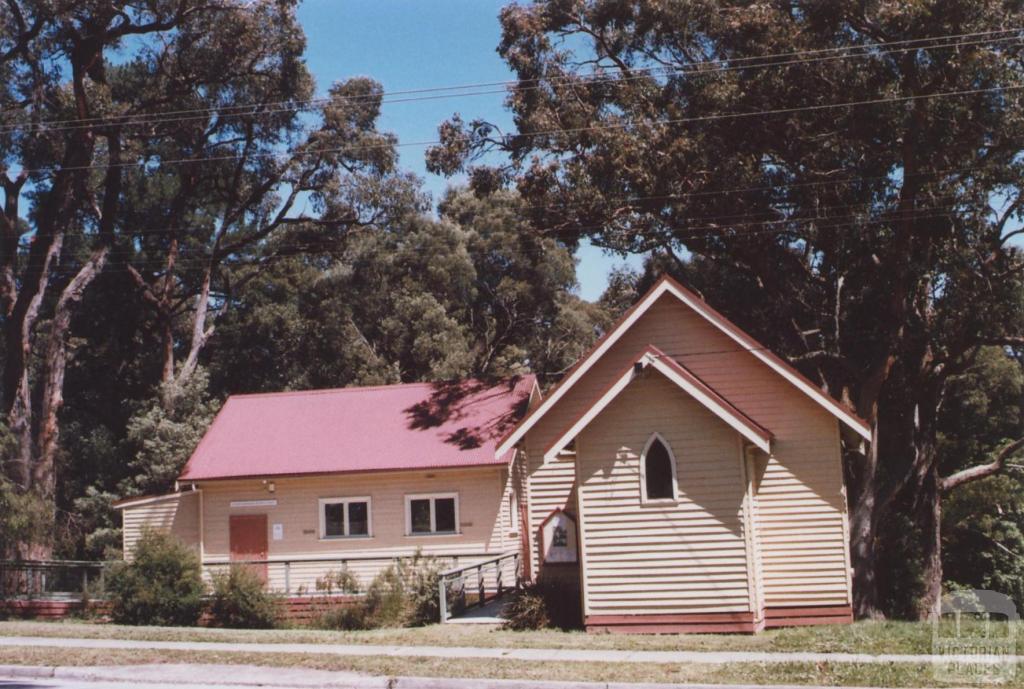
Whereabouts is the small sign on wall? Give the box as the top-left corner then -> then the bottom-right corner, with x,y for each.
272,523 -> 283,540
230,499 -> 277,508
540,508 -> 578,564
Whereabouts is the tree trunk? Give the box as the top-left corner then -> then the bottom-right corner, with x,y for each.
918,465 -> 943,620
35,244 -> 111,504
848,424 -> 882,619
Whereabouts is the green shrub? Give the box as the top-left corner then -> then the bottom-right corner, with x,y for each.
362,564 -> 408,627
314,551 -> 445,630
397,551 -> 444,626
317,602 -> 372,630
106,529 -> 205,626
209,565 -> 280,629
502,578 -> 581,631
315,567 -> 360,595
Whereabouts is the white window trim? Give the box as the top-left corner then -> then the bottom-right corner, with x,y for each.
318,496 -> 373,539
405,492 -> 460,536
509,490 -> 520,533
639,432 -> 679,505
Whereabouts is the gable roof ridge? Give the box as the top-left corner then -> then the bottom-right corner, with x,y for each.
225,377 -> 533,401
645,344 -> 772,439
541,342 -> 773,460
495,275 -> 870,457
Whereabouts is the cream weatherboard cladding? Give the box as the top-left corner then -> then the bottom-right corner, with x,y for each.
197,465 -> 514,590
118,277 -> 855,631
576,373 -> 753,615
120,491 -> 200,556
518,292 -> 852,613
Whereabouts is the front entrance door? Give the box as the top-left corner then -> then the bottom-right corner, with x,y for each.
229,514 -> 268,582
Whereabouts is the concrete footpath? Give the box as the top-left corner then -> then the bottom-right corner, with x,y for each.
0,634 -> 1019,666
0,663 -> 926,689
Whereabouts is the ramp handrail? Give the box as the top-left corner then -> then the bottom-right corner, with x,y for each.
438,550 -> 520,622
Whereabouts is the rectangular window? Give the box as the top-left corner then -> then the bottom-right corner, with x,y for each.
405,493 -> 459,535
319,497 -> 372,538
509,491 -> 519,532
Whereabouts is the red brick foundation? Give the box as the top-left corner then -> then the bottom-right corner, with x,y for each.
586,605 -> 854,634
1,595 -> 357,625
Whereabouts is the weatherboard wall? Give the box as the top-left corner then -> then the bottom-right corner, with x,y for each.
521,293 -> 851,610
120,492 -> 201,556
196,465 -> 514,590
576,372 -> 753,616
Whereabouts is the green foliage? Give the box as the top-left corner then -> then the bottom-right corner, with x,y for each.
502,579 -> 581,631
940,348 -> 1024,608
396,551 -> 445,627
315,552 -> 445,630
316,602 -> 372,631
501,586 -> 550,630
119,370 -> 219,498
72,486 -> 123,560
360,565 -> 409,628
105,530 -> 206,626
208,565 -> 281,629
0,480 -> 53,560
212,189 -> 604,392
316,567 -> 361,595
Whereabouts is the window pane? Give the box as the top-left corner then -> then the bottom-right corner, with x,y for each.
348,501 -> 369,536
410,499 -> 431,533
324,503 -> 345,537
645,439 -> 675,500
435,498 -> 456,533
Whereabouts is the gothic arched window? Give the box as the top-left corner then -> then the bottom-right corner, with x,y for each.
642,433 -> 677,502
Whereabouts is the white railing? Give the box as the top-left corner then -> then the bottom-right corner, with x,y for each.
202,552 -> 498,596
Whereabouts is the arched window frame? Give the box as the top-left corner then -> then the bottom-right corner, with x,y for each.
639,432 -> 679,504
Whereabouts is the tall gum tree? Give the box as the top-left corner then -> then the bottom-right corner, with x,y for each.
428,0 -> 1024,617
0,0 -> 235,557
107,2 -> 411,401
0,0 -> 374,556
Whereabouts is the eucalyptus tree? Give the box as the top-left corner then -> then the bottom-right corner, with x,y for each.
0,0 -> 236,556
210,189 -> 603,393
111,8 -> 410,399
0,0 -> 409,557
428,1 -> 1024,616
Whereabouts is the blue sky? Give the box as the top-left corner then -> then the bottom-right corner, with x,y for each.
296,0 -> 644,301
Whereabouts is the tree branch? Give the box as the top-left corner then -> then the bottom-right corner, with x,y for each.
941,437 -> 1024,492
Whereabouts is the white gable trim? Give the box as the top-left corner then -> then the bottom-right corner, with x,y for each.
542,351 -> 773,462
657,281 -> 871,442
497,280 -> 674,458
496,278 -> 870,459
113,491 -> 191,510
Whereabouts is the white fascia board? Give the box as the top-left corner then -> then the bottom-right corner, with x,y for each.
543,364 -> 639,463
661,282 -> 872,442
542,353 -> 772,462
496,281 -> 672,458
646,356 -> 772,454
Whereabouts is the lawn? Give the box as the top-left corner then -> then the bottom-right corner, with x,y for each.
0,646 -> 1017,688
0,617 -> 1012,655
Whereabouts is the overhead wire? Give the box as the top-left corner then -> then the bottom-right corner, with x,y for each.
8,83 -> 1021,176
1,26 -> 1019,134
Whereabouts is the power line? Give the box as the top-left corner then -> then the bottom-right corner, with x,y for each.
53,204 -> 964,277
82,190 -> 972,241
1,29 -> 1019,136
10,84 -> 1021,176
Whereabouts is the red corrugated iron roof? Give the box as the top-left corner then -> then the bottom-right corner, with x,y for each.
179,376 -> 537,481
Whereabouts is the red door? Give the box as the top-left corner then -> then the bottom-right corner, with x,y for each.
229,514 -> 268,582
